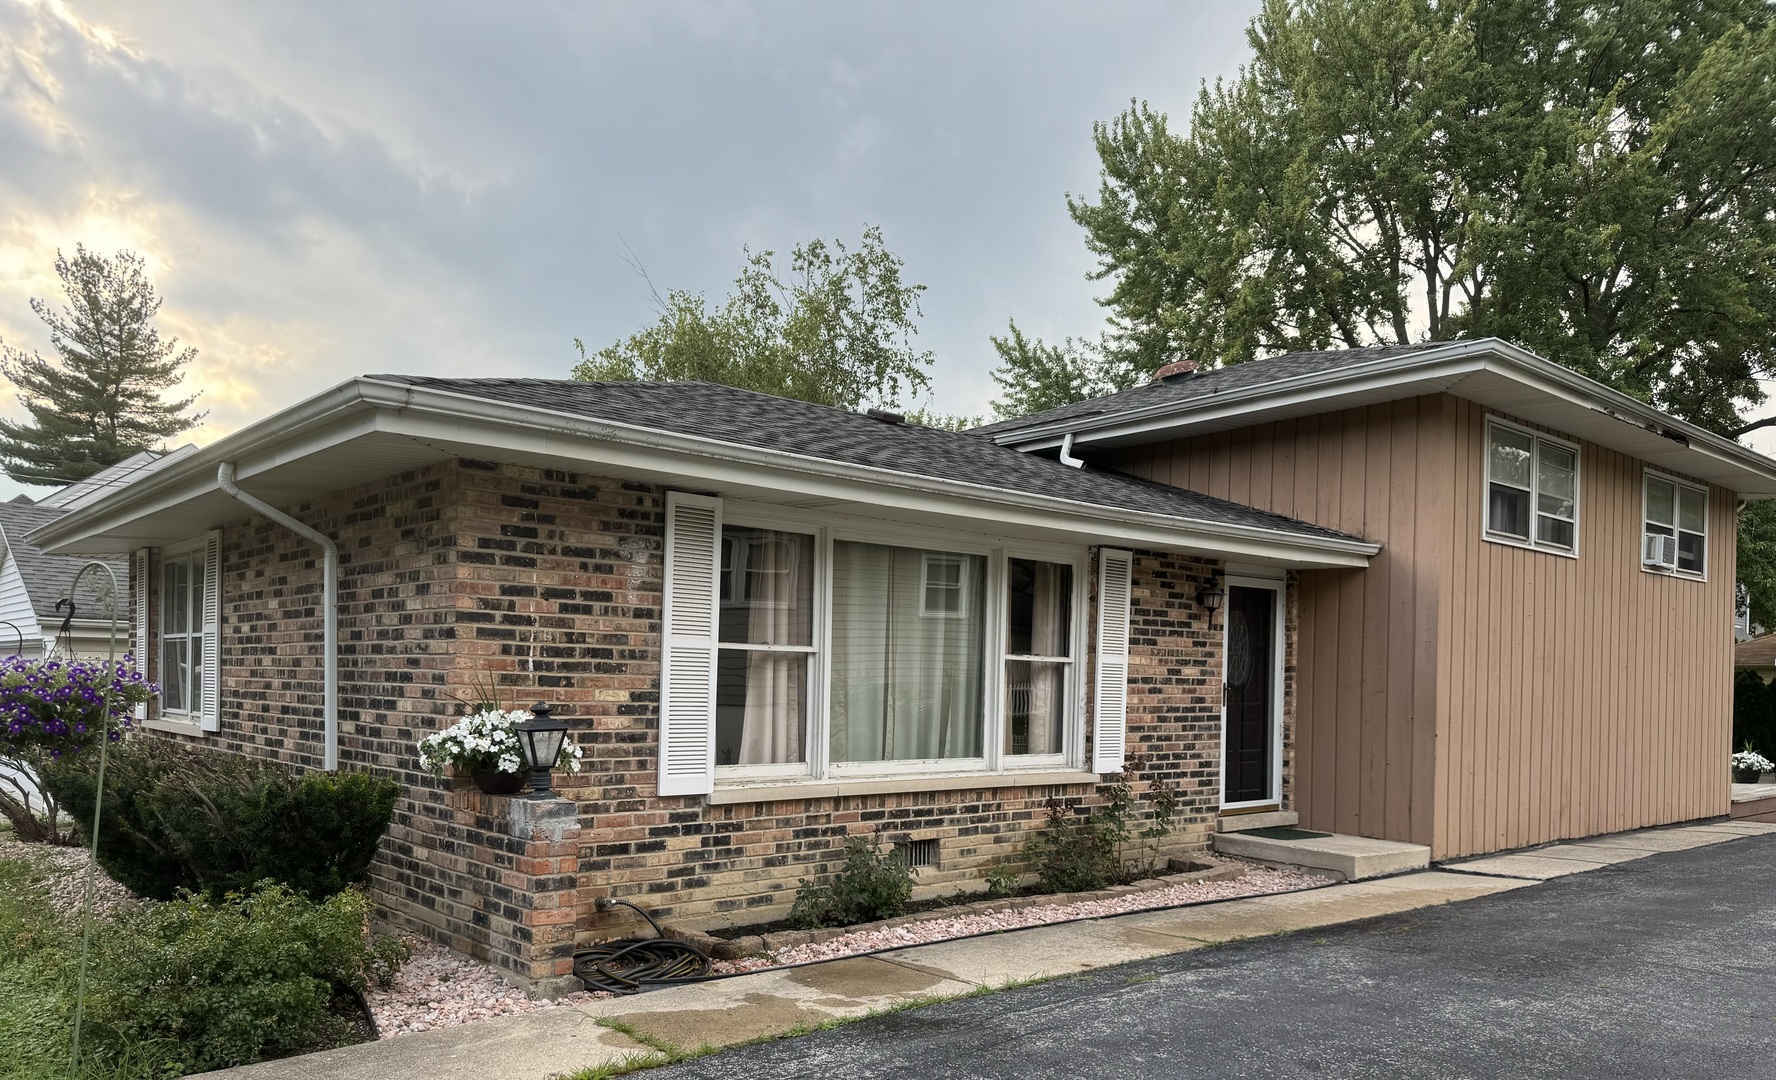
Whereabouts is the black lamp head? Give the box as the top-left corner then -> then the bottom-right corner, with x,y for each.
515,702 -> 569,796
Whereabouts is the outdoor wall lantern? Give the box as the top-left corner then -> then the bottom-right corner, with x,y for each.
1197,582 -> 1226,625
516,702 -> 569,797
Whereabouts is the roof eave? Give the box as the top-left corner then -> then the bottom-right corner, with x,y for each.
29,377 -> 1377,570
995,338 -> 1776,496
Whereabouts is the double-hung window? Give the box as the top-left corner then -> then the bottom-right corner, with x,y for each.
1643,473 -> 1707,577
1485,419 -> 1578,554
146,532 -> 222,730
659,493 -> 1114,796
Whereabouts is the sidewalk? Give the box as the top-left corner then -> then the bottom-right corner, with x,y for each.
192,819 -> 1776,1080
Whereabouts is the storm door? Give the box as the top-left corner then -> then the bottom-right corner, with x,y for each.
1222,583 -> 1278,806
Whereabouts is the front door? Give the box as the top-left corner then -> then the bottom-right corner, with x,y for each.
1223,584 -> 1275,805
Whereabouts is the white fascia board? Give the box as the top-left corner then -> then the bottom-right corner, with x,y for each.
28,376 -> 1378,567
999,337 -> 1776,495
364,383 -> 1380,567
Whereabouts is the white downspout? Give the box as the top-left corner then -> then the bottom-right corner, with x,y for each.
1058,432 -> 1087,469
216,462 -> 339,771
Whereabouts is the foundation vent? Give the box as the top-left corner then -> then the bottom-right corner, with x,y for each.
901,838 -> 940,870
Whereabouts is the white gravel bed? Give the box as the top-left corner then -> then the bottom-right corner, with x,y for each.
711,860 -> 1328,973
366,936 -> 604,1037
0,837 -> 135,915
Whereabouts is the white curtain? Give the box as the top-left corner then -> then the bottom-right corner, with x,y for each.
831,542 -> 984,762
738,537 -> 804,764
1024,562 -> 1067,755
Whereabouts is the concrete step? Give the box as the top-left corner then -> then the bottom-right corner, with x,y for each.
1215,810 -> 1299,833
1212,830 -> 1430,880
1731,782 -> 1776,820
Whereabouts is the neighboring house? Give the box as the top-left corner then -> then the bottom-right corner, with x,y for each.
0,499 -> 130,659
26,336 -> 1776,992
1736,634 -> 1776,683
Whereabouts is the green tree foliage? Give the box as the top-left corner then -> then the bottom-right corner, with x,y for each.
1065,0 -> 1776,426
0,246 -> 204,484
987,320 -> 1147,420
573,225 -> 934,410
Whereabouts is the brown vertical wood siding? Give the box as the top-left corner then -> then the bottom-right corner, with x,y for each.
1104,393 -> 1734,858
1437,397 -> 1734,857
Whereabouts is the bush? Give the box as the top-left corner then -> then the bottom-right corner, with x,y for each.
85,884 -> 407,1075
789,834 -> 914,929
1021,755 -> 1183,894
42,738 -> 400,901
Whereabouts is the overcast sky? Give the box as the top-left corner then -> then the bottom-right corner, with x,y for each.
0,0 -> 1268,500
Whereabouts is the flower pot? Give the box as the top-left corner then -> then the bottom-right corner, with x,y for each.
472,769 -> 526,795
1733,768 -> 1762,785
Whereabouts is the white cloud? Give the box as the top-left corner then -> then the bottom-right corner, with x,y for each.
1,0 -> 1265,502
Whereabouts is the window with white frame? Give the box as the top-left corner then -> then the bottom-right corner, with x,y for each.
1485,420 -> 1578,553
660,494 -> 1113,795
1004,558 -> 1073,758
715,525 -> 816,768
1644,473 -> 1707,576
152,533 -> 220,726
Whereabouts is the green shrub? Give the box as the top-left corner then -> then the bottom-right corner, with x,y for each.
1022,755 -> 1184,894
42,738 -> 401,902
789,834 -> 914,929
86,884 -> 407,1075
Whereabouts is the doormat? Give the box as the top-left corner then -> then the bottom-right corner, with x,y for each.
1236,826 -> 1333,840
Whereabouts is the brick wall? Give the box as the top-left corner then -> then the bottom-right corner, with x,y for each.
141,459 -> 1297,985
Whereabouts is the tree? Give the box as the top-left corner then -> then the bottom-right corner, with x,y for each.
1062,0 -> 1776,430
0,246 -> 205,484
987,321 -> 1146,420
573,225 -> 934,411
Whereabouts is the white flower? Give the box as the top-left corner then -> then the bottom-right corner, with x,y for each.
1732,750 -> 1773,773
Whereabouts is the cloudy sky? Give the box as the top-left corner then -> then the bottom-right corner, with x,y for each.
0,0 -> 1266,499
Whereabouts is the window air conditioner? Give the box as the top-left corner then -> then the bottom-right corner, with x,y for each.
1643,532 -> 1678,569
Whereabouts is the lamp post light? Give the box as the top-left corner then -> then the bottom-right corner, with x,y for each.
1197,582 -> 1226,626
515,702 -> 569,797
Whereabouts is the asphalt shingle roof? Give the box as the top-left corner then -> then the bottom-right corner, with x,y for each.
370,375 -> 1369,546
1737,633 -> 1776,668
0,501 -> 130,621
968,342 -> 1451,438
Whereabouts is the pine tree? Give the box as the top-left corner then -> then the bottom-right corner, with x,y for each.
0,246 -> 204,484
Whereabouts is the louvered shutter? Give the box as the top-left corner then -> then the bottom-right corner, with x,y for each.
132,548 -> 151,720
657,492 -> 720,796
1092,547 -> 1133,774
198,530 -> 221,733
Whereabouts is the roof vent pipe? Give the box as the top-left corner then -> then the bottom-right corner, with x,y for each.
1058,432 -> 1086,469
216,462 -> 339,771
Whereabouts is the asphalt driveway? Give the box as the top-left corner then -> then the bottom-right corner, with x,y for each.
653,832 -> 1776,1079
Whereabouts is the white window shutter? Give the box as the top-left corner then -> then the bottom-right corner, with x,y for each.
132,548 -> 151,720
658,492 -> 721,796
1092,547 -> 1133,774
199,530 -> 222,733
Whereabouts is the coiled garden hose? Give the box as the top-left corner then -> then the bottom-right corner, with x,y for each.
572,899 -> 714,995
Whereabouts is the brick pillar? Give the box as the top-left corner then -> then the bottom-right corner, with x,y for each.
468,792 -> 584,999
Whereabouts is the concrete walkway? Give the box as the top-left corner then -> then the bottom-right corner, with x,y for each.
191,819 -> 1776,1080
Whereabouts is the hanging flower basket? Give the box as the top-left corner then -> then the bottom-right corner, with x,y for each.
0,655 -> 154,760
417,707 -> 584,794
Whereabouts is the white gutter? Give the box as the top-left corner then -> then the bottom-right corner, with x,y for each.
215,462 -> 339,771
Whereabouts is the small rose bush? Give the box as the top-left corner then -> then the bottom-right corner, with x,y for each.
0,654 -> 154,759
416,707 -> 584,777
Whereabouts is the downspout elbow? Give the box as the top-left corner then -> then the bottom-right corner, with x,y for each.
216,462 -> 340,771
1058,432 -> 1086,469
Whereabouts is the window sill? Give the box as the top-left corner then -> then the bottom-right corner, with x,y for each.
1481,532 -> 1578,559
706,769 -> 1102,805
1640,565 -> 1708,583
140,717 -> 207,737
